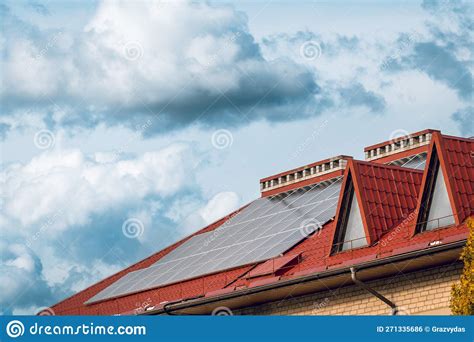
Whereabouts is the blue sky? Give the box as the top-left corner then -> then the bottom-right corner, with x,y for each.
0,0 -> 472,314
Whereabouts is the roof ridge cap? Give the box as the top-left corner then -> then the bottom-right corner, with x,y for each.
352,159 -> 424,173
441,134 -> 474,143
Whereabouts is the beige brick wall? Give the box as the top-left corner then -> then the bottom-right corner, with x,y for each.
237,263 -> 462,315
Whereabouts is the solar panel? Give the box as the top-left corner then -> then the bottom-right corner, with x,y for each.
398,153 -> 427,170
86,177 -> 343,303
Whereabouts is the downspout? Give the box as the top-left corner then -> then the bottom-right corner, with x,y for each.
350,267 -> 398,315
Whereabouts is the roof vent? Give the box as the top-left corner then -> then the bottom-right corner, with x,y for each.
260,155 -> 351,194
364,129 -> 438,161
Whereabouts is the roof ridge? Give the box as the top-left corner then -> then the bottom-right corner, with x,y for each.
352,159 -> 424,174
441,134 -> 474,143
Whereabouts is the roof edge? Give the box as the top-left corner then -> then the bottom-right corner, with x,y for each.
143,239 -> 466,315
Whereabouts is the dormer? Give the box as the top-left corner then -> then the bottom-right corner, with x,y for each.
413,132 -> 473,234
331,159 -> 423,254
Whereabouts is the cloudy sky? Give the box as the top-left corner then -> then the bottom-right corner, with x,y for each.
0,0 -> 472,314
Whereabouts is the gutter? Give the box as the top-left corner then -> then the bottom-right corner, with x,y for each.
142,240 -> 465,315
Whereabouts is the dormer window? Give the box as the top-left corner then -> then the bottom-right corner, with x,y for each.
331,173 -> 368,253
415,148 -> 455,232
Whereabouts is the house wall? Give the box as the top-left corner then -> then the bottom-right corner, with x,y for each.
236,263 -> 462,315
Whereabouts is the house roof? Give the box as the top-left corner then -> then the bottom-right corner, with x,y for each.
329,159 -> 424,249
48,130 -> 473,316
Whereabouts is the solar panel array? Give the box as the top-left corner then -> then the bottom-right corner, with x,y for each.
400,153 -> 427,170
86,177 -> 343,303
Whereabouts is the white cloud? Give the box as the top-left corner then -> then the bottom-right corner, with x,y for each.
0,140 -> 244,313
198,191 -> 240,225
1,143 -> 196,232
0,143 -> 205,313
172,191 -> 241,236
1,0 -> 316,134
0,242 -> 54,313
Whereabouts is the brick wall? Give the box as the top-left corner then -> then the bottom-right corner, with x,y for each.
236,263 -> 462,315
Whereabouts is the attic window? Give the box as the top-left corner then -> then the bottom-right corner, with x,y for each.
331,173 -> 368,253
415,148 -> 456,233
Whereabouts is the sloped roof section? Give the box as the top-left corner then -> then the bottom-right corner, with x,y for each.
331,159 -> 423,251
441,135 -> 474,223
355,161 -> 424,241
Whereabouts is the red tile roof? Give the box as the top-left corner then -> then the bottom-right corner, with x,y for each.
441,135 -> 474,223
50,130 -> 472,316
354,160 -> 423,241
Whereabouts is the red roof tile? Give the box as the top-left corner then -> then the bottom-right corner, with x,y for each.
248,253 -> 301,278
441,135 -> 474,223
248,276 -> 281,288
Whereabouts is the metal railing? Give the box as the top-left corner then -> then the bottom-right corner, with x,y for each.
415,214 -> 457,232
331,237 -> 368,253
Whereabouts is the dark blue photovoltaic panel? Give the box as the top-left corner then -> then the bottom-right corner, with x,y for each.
396,153 -> 427,170
86,177 -> 342,303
